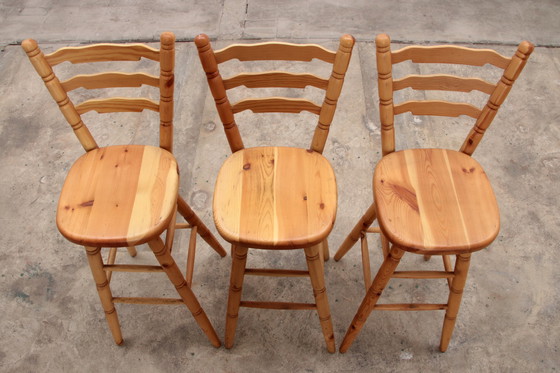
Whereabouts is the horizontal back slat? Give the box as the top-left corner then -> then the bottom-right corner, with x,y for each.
393,74 -> 496,94
75,97 -> 159,115
231,98 -> 321,115
62,72 -> 160,92
46,44 -> 160,66
215,42 -> 336,64
223,72 -> 328,90
394,100 -> 481,119
391,46 -> 510,69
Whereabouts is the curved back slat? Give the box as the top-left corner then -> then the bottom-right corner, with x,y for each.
22,33 -> 175,153
215,42 -> 336,64
375,33 -> 534,156
75,98 -> 159,115
231,98 -> 321,115
45,44 -> 160,66
196,33 -> 355,154
391,45 -> 511,68
393,75 -> 496,95
394,101 -> 481,119
62,73 -> 159,92
223,72 -> 328,90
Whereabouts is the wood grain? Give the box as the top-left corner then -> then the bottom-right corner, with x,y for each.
374,149 -> 500,254
231,97 -> 321,115
75,97 -> 159,114
223,72 -> 328,90
213,147 -> 337,248
393,75 -> 496,94
215,42 -> 336,63
393,100 -> 481,119
391,45 -> 510,68
45,43 -> 160,66
61,72 -> 159,92
56,145 -> 178,247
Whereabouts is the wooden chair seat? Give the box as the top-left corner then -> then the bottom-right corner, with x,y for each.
56,145 -> 178,247
213,146 -> 337,249
374,149 -> 500,255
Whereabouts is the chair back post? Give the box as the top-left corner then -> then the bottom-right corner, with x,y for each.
310,34 -> 355,154
375,33 -> 395,156
158,32 -> 175,153
21,39 -> 98,152
195,34 -> 245,153
460,40 -> 534,155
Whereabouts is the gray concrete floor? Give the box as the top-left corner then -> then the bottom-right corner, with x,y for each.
1,1 -> 559,372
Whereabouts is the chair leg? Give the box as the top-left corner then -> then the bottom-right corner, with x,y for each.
322,239 -> 330,262
439,253 -> 471,352
305,244 -> 336,353
360,233 -> 372,292
334,202 -> 377,261
339,245 -> 405,353
177,195 -> 227,257
380,233 -> 390,259
225,245 -> 248,349
85,246 -> 123,345
127,246 -> 137,257
147,237 -> 221,348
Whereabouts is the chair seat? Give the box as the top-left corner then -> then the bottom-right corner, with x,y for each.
374,149 -> 500,254
213,146 -> 337,249
56,145 -> 179,247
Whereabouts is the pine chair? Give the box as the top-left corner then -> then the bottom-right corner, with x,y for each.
336,33 -> 534,353
22,32 -> 226,347
196,34 -> 355,352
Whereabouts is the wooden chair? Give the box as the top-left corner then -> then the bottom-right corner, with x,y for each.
335,33 -> 534,353
22,32 -> 227,347
195,34 -> 355,352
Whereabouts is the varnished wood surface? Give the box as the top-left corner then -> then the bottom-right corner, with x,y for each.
390,45 -> 511,68
393,100 -> 481,119
213,147 -> 337,249
75,97 -> 159,115
231,97 -> 321,115
61,72 -> 159,92
374,149 -> 500,254
393,75 -> 496,94
57,145 -> 178,247
214,42 -> 336,64
45,43 -> 160,66
223,72 -> 328,90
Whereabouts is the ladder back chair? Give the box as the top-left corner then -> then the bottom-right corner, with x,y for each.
22,32 -> 226,347
336,33 -> 533,353
196,33 -> 355,352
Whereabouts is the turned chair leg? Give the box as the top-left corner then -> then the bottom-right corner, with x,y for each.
440,253 -> 471,352
126,246 -> 137,257
339,245 -> 405,353
224,245 -> 248,349
85,246 -> 123,345
305,244 -> 336,353
334,202 -> 377,261
177,195 -> 227,257
148,237 -> 221,348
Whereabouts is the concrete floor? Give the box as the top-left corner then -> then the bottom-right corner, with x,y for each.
1,1 -> 559,372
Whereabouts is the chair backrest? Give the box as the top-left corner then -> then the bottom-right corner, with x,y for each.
21,32 -> 175,153
375,33 -> 534,156
195,34 -> 355,154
